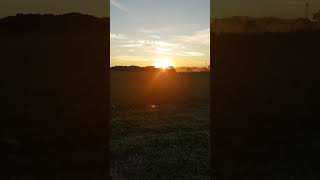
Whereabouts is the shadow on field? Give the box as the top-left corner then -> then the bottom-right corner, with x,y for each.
212,32 -> 320,179
111,71 -> 210,107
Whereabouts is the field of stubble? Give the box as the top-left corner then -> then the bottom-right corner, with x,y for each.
110,71 -> 210,180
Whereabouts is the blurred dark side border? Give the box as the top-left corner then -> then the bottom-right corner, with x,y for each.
0,13 -> 110,179
210,2 -> 320,180
210,25 -> 214,180
210,1 -> 214,179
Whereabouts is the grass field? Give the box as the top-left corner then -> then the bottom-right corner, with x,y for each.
110,71 -> 210,179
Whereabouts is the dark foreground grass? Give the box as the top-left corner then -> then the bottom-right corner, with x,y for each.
111,103 -> 209,180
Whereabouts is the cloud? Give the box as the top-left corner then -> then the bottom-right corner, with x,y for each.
112,37 -> 207,58
118,39 -> 180,49
112,55 -> 152,62
179,51 -> 205,57
111,55 -> 155,67
139,27 -> 171,34
110,33 -> 127,40
175,28 -> 210,45
148,35 -> 161,39
119,44 -> 143,48
111,0 -> 128,12
148,49 -> 205,57
153,41 -> 180,48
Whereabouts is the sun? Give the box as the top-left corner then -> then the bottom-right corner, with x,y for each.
154,57 -> 174,69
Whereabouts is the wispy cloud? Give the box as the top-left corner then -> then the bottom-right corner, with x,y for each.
178,51 -> 205,57
153,41 -> 180,48
111,0 -> 128,12
112,55 -> 153,63
148,35 -> 161,39
148,49 -> 205,57
117,39 -> 180,48
139,27 -> 172,34
114,37 -> 207,58
119,44 -> 143,48
175,28 -> 210,45
110,33 -> 127,40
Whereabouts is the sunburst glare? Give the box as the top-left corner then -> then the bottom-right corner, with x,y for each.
153,57 -> 174,69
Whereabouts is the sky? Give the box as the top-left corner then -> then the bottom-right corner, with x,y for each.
111,0 -> 210,67
1,0 -> 320,67
0,0 -> 320,19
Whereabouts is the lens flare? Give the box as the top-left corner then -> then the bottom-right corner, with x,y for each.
154,57 -> 174,69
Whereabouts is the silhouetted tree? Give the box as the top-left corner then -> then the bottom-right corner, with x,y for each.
166,66 -> 176,73
110,66 -> 161,72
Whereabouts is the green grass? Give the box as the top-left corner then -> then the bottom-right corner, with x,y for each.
111,71 -> 210,179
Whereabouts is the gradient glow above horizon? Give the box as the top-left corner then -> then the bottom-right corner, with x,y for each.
111,0 -> 210,67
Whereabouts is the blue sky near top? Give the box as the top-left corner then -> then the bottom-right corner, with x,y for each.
110,0 -> 210,67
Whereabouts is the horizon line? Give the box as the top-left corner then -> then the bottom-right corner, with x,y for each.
2,12 -> 319,20
110,65 -> 210,68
